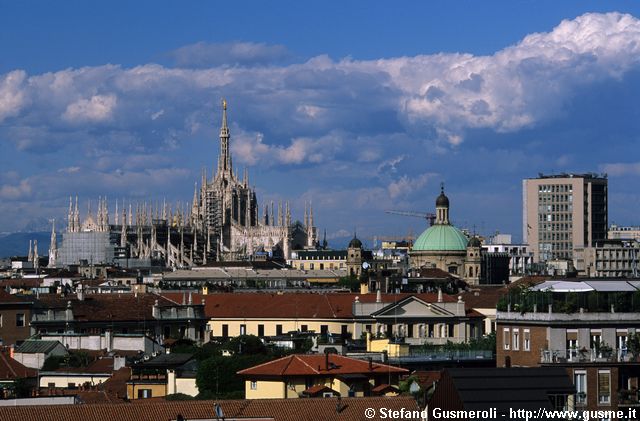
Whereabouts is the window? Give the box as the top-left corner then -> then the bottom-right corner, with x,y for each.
513,329 -> 520,351
257,324 -> 264,337
574,371 -> 587,406
503,328 -> 511,350
276,324 -> 283,336
240,324 -> 246,335
47,382 -> 55,388
523,329 -> 531,352
16,313 -> 25,327
250,381 -> 257,390
68,382 -> 76,389
137,389 -> 152,399
320,325 -> 328,335
222,324 -> 229,338
300,325 -> 308,333
598,370 -> 611,405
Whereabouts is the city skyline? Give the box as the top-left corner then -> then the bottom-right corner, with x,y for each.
2,2 -> 640,244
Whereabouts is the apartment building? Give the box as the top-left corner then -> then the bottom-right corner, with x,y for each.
496,279 -> 640,411
523,173 -> 607,263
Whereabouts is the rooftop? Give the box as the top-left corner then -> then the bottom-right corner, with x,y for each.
238,353 -> 408,377
0,397 -> 420,421
162,292 -> 455,320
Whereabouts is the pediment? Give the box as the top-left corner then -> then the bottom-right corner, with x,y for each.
372,296 -> 453,318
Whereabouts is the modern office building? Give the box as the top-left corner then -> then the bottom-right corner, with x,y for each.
523,173 -> 608,263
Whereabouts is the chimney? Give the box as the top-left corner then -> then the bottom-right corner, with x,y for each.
325,352 -> 329,371
77,284 -> 84,301
65,301 -> 73,321
376,289 -> 382,304
105,330 -> 113,352
152,300 -> 159,319
437,288 -> 443,303
457,296 -> 464,315
368,357 -> 373,371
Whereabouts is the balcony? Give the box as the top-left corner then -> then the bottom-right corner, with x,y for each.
541,348 -> 636,364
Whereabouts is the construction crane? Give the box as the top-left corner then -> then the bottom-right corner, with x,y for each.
385,210 -> 437,227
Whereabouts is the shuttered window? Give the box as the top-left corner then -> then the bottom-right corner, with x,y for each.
598,370 -> 611,405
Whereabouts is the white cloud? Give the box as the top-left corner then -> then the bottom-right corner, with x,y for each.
232,128 -> 344,166
63,94 -> 117,123
0,70 -> 28,122
601,162 -> 640,176
387,173 -> 434,199
0,179 -> 32,200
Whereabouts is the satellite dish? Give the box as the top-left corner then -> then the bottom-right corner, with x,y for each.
362,262 -> 370,270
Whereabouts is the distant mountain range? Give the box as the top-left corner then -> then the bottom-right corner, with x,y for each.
0,232 -> 51,258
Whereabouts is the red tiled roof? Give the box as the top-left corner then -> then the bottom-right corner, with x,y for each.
0,289 -> 34,303
238,354 -> 408,377
372,384 -> 399,394
412,370 -> 441,389
460,287 -> 507,309
0,348 -> 37,380
35,293 -> 180,322
0,396 -> 421,421
301,384 -> 338,396
163,292 -> 454,319
51,357 -> 115,374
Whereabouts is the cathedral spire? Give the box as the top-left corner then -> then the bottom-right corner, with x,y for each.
285,201 -> 291,226
48,219 -> 57,268
68,196 -> 74,233
74,196 -> 80,232
219,98 -> 232,174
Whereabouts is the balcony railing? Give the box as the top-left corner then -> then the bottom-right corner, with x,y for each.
541,348 -> 635,364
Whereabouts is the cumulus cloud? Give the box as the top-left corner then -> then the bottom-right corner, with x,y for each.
600,162 -> 640,176
387,173 -> 434,199
1,12 -> 640,233
63,94 -> 117,123
0,70 -> 28,122
168,41 -> 290,67
232,128 -> 344,166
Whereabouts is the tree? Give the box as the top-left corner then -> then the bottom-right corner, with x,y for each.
196,354 -> 271,398
224,335 -> 267,355
627,333 -> 640,360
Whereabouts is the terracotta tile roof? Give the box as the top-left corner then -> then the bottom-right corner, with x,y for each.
460,286 -> 508,309
506,275 -> 552,290
35,293 -> 180,322
0,289 -> 34,304
0,348 -> 37,380
301,384 -> 338,397
238,354 -> 409,377
412,370 -> 441,389
0,396 -> 421,421
371,384 -> 399,394
163,292 -> 454,319
50,357 -> 115,374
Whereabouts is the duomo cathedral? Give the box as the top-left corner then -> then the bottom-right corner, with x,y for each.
51,101 -> 318,267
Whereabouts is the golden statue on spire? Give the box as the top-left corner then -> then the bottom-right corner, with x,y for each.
222,98 -> 227,110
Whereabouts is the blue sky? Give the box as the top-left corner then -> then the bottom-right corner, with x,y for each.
1,1 -> 640,245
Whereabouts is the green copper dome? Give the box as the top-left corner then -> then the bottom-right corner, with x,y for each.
413,224 -> 469,251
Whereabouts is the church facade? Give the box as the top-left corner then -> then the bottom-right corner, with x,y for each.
53,101 -> 318,267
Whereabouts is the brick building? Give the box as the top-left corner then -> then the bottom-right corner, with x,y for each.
0,290 -> 33,346
496,278 -> 640,411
